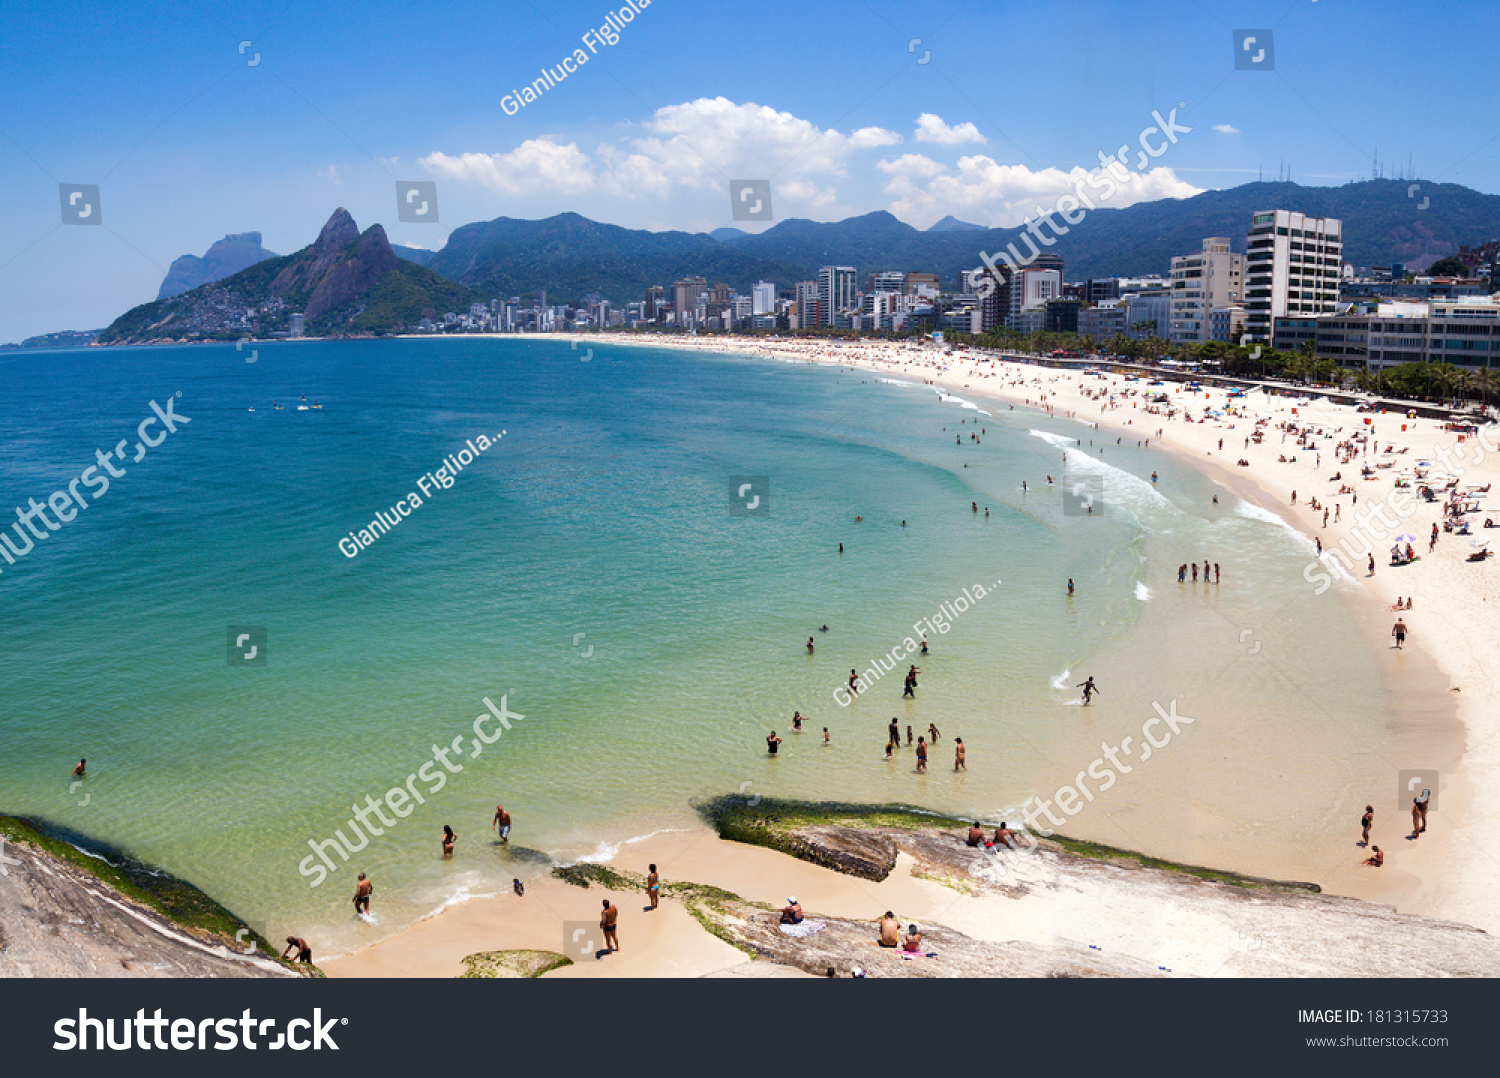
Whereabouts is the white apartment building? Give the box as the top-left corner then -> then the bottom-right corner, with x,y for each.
1244,209 -> 1343,341
1169,237 -> 1244,344
1274,297 -> 1500,370
752,281 -> 776,316
818,265 -> 858,328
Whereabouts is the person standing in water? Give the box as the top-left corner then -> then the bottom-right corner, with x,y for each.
1077,677 -> 1099,704
72,758 -> 86,778
807,636 -> 815,654
441,825 -> 457,859
928,722 -> 940,743
915,737 -> 928,773
954,738 -> 966,771
767,731 -> 783,754
493,804 -> 511,844
1067,578 -> 1075,596
354,873 -> 373,916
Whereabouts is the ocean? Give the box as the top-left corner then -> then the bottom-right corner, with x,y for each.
0,337 -> 1410,955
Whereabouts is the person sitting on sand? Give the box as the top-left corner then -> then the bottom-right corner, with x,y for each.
994,822 -> 1016,849
966,821 -> 985,847
281,936 -> 314,963
1363,846 -> 1383,867
879,911 -> 901,947
780,897 -> 804,925
902,924 -> 923,953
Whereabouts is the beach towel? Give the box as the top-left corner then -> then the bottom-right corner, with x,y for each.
778,920 -> 824,938
899,951 -> 937,959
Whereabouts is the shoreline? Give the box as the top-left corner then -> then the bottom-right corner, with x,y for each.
324,332 -> 1493,975
572,333 -> 1481,920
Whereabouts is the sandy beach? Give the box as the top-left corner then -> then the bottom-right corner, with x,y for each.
326,332 -> 1500,976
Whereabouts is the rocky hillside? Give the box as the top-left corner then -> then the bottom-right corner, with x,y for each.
100,209 -> 482,343
157,231 -> 279,299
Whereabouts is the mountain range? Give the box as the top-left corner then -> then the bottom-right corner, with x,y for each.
99,210 -> 480,344
422,179 -> 1500,304
93,178 -> 1500,343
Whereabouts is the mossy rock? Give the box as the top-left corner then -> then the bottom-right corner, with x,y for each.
459,949 -> 572,979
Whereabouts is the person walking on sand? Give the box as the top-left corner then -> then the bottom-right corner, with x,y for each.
1360,805 -> 1373,847
1416,789 -> 1429,832
493,804 -> 511,844
1392,618 -> 1408,649
353,873 -> 373,916
954,737 -> 966,771
1410,799 -> 1423,839
647,864 -> 660,910
441,825 -> 457,859
601,899 -> 620,953
915,736 -> 928,772
1368,554 -> 1375,576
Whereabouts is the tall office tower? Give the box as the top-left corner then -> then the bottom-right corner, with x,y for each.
1243,210 -> 1343,341
1169,237 -> 1245,344
870,271 -> 905,294
818,266 -> 858,328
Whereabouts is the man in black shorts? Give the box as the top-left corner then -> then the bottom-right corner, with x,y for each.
281,936 -> 314,963
767,731 -> 782,754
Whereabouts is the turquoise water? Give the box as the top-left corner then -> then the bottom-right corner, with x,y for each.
0,338 -> 1400,954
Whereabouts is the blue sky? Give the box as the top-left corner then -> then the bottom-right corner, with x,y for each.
1,0 -> 1497,340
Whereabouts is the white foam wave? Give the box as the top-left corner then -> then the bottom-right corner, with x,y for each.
1049,667 -> 1071,690
937,391 -> 992,416
1134,581 -> 1151,601
877,377 -> 916,387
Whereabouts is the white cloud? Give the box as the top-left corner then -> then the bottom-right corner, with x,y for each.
881,154 -> 1203,228
316,165 -> 341,185
1213,123 -> 1241,134
876,153 -> 948,179
914,113 -> 986,145
420,139 -> 595,195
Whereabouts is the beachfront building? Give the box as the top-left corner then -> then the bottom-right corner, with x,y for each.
752,281 -> 776,316
673,277 -> 708,327
978,254 -> 1063,331
1272,297 -> 1500,371
1120,287 -> 1172,340
1209,305 -> 1246,343
1169,237 -> 1244,344
1044,297 -> 1081,333
903,272 -> 941,295
819,265 -> 858,329
1079,303 -> 1125,339
869,270 -> 905,294
1243,209 -> 1343,342
793,280 -> 821,330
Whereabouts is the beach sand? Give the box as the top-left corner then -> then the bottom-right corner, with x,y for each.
328,333 -> 1499,975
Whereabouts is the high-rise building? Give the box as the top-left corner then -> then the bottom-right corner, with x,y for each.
870,271 -> 906,294
793,281 -> 821,330
673,277 -> 708,325
1243,210 -> 1343,341
818,266 -> 857,328
752,281 -> 776,316
902,272 -> 941,295
644,285 -> 666,322
1169,237 -> 1245,344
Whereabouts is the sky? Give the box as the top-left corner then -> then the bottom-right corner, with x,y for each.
1,0 -> 1497,341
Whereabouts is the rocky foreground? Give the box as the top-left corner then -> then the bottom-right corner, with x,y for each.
0,817 -> 303,979
565,800 -> 1500,979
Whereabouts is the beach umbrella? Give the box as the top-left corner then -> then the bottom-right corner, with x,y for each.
1395,534 -> 1417,542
